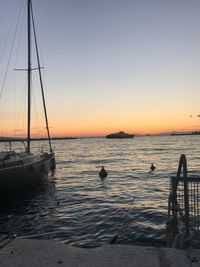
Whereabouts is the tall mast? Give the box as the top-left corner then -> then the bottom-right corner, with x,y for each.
27,0 -> 31,152
30,1 -> 53,153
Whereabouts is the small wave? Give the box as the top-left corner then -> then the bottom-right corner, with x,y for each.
2,136 -> 199,248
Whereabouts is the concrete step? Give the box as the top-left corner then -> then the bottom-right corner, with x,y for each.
0,238 -> 199,267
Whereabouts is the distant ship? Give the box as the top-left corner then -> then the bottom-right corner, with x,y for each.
106,131 -> 135,139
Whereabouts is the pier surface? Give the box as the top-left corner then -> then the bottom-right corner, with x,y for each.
0,238 -> 200,266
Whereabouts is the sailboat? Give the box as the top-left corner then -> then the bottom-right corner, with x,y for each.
0,0 -> 55,190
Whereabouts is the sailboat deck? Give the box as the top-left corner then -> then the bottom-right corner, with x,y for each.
0,151 -> 42,169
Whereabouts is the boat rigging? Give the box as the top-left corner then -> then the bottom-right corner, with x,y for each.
0,0 -> 56,190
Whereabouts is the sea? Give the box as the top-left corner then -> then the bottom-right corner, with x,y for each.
0,135 -> 200,248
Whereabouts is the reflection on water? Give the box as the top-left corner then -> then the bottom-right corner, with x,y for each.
0,178 -> 56,236
0,135 -> 200,247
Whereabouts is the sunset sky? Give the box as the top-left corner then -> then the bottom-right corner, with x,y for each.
1,0 -> 200,137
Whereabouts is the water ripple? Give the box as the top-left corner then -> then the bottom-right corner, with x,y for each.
0,135 -> 200,247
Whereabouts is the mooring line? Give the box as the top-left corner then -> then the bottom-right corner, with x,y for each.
17,229 -> 68,239
14,166 -> 157,245
109,167 -> 157,244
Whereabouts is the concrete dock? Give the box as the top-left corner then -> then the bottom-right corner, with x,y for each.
0,237 -> 200,266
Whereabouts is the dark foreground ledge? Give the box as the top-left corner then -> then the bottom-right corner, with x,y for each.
0,238 -> 199,267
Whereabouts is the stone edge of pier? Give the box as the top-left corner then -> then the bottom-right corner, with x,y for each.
0,238 -> 199,267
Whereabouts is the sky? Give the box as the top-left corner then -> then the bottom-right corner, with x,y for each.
1,0 -> 200,137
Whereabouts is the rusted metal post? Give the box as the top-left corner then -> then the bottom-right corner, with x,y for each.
181,154 -> 190,237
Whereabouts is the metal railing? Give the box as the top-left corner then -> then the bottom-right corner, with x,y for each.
167,154 -> 200,248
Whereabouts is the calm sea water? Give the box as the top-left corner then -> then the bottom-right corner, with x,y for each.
0,135 -> 200,247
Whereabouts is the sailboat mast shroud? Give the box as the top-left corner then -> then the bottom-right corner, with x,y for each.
27,0 -> 52,152
27,0 -> 31,152
0,0 -> 55,191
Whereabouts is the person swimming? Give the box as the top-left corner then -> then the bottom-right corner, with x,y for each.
150,163 -> 156,172
99,166 -> 108,180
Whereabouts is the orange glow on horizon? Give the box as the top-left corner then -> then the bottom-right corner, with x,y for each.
1,110 -> 200,138
2,124 -> 199,138
48,121 -> 200,137
42,110 -> 200,137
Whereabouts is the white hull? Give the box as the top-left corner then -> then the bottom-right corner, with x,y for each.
0,153 -> 54,191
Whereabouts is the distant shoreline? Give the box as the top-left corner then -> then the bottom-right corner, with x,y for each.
0,137 -> 78,142
171,131 -> 200,136
1,132 -> 200,142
